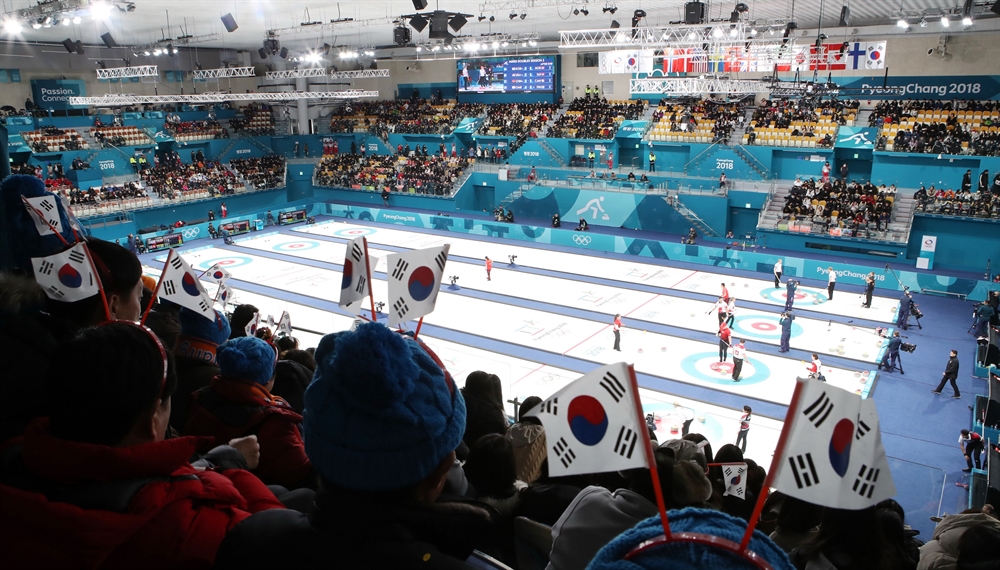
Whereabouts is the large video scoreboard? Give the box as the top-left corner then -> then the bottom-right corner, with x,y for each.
457,56 -> 555,94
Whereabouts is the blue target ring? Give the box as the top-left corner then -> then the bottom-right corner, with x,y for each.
641,403 -> 725,442
272,240 -> 321,251
197,256 -> 253,269
761,287 -> 828,305
333,227 -> 377,238
680,351 -> 771,386
731,314 -> 804,340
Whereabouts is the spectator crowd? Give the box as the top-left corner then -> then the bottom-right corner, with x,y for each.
547,96 -> 645,139
315,152 -> 471,196
229,155 -> 287,190
781,176 -> 897,235
1,169 -> 999,570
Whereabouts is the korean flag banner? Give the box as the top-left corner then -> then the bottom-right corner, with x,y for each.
215,283 -> 233,310
387,244 -> 449,327
722,463 -> 748,499
277,311 -> 293,337
339,236 -> 376,315
244,311 -> 261,337
772,378 -> 895,510
23,195 -> 63,236
156,251 -> 216,321
202,264 -> 232,284
523,362 -> 648,478
31,242 -> 99,302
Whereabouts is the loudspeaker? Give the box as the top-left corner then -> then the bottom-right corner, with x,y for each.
100,32 -> 117,48
75,40 -> 85,55
684,2 -> 705,24
62,38 -> 76,53
393,26 -> 412,45
610,20 -> 620,28
839,6 -> 851,26
449,14 -> 467,32
279,46 -> 288,59
412,0 -> 428,9
221,13 -> 238,33
409,14 -> 428,32
991,1 -> 1000,15
258,47 -> 267,59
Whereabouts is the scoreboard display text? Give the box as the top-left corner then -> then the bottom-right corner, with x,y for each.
279,209 -> 308,225
145,233 -> 183,252
457,56 -> 555,94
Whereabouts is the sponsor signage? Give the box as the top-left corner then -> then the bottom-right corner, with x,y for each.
835,75 -> 1000,100
30,79 -> 87,110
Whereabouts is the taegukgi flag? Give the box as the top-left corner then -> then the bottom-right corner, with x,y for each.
339,236 -> 377,315
22,195 -> 63,236
156,251 -> 216,321
722,463 -> 748,499
277,311 -> 292,337
202,263 -> 232,284
386,244 -> 449,327
214,283 -> 233,310
523,362 -> 648,477
244,311 -> 260,337
772,378 -> 895,510
31,242 -> 99,302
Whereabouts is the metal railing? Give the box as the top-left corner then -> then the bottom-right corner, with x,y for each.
683,142 -> 719,174
734,144 -> 772,179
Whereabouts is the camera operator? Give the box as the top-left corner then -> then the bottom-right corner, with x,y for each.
972,299 -> 996,337
685,227 -> 697,245
575,218 -> 589,231
878,331 -> 902,373
896,288 -> 914,330
552,213 -> 561,228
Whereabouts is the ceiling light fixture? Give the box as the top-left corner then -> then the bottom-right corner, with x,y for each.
940,14 -> 949,26
918,15 -> 928,27
2,19 -> 23,33
90,2 -> 112,20
73,16 -> 81,24
896,18 -> 908,28
573,8 -> 580,15
520,13 -> 526,20
478,15 -> 486,21
581,8 -> 589,15
509,12 -> 517,19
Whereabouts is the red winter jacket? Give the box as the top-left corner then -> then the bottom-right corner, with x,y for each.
0,418 -> 283,569
183,376 -> 314,489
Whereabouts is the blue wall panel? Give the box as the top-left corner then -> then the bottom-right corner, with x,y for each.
907,215 -> 1000,273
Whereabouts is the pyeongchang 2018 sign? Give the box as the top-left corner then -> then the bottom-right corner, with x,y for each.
31,79 -> 87,110
835,75 -> 1000,100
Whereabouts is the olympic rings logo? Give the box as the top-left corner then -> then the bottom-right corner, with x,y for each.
572,235 -> 592,245
181,228 -> 200,239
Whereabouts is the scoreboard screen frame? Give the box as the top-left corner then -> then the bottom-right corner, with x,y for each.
456,55 -> 556,94
145,233 -> 184,252
220,220 -> 251,235
279,209 -> 308,225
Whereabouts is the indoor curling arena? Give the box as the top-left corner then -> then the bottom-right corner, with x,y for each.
2,1 -> 1000,568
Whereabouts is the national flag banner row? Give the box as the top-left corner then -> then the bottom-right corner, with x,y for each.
772,377 -> 895,510
524,362 -> 648,478
156,250 -> 216,321
387,244 -> 449,327
599,49 -> 655,75
658,41 -> 886,74
31,242 -> 99,302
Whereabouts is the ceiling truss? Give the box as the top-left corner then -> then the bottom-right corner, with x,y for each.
190,67 -> 255,79
96,65 -> 158,79
68,90 -> 379,107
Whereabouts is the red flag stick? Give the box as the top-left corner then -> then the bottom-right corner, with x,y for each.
363,237 -> 377,321
626,364 -> 672,540
141,249 -> 172,325
738,378 -> 808,551
413,316 -> 424,339
80,242 -> 111,322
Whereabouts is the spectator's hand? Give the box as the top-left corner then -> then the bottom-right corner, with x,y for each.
229,435 -> 260,469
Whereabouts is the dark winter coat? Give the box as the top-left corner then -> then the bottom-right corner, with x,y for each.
216,489 -> 493,569
270,359 -> 313,415
0,418 -> 284,569
461,371 -> 509,447
182,376 -> 313,489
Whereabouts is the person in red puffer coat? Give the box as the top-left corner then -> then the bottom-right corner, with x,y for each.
183,336 -> 314,490
0,322 -> 284,570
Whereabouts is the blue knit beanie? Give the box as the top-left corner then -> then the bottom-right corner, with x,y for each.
217,336 -> 277,385
0,174 -> 80,273
179,308 -> 232,345
587,508 -> 794,570
303,322 -> 467,492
